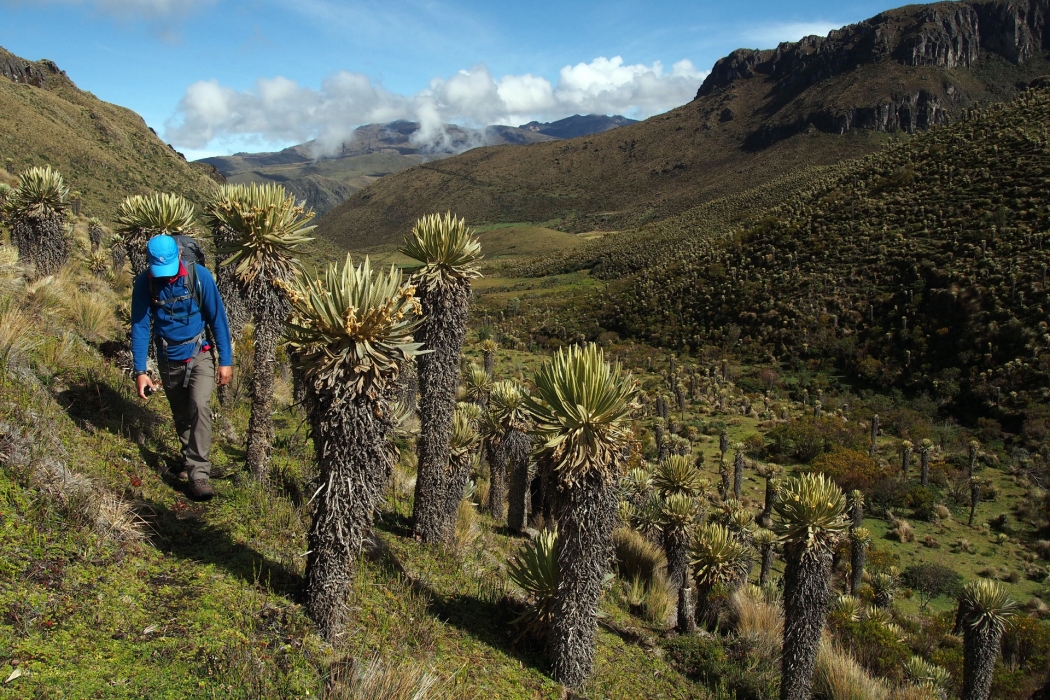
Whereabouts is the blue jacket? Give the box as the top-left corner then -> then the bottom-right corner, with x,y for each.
130,263 -> 233,372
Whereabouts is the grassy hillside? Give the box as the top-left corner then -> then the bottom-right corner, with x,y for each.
587,86 -> 1050,434
0,46 -> 218,221
316,0 -> 1050,252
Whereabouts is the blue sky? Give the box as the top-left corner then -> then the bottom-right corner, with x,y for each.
1,0 -> 897,159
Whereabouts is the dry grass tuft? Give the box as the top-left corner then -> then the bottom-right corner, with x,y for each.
643,571 -> 675,627
731,585 -> 783,664
0,303 -> 37,374
814,637 -> 890,700
66,291 -> 117,342
32,456 -> 148,545
453,498 -> 481,554
324,654 -> 442,700
891,519 -> 915,543
613,526 -> 666,586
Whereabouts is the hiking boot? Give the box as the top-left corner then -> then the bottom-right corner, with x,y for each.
188,478 -> 215,501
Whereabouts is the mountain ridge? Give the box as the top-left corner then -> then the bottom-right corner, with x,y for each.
314,0 -> 1050,251
197,116 -> 636,216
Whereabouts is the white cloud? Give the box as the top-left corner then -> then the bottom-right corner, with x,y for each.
165,56 -> 708,155
742,21 -> 842,48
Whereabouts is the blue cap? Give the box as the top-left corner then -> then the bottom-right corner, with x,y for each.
147,235 -> 180,277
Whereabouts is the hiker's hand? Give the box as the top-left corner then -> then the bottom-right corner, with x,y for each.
217,365 -> 233,387
136,373 -> 156,400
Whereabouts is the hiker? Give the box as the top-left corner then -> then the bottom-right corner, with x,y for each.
130,234 -> 233,501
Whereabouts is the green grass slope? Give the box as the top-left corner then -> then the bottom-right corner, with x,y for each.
0,46 -> 218,220
316,0 -> 1050,252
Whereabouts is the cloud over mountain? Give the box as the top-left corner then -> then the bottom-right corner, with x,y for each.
164,56 -> 706,154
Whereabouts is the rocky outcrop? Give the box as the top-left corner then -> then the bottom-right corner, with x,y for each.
698,0 -> 1050,146
699,0 -> 1045,99
0,47 -> 66,89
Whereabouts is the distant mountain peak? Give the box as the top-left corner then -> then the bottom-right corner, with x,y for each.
518,114 -> 638,138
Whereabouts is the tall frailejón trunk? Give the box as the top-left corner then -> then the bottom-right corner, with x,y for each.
412,283 -> 469,542
850,541 -> 865,595
780,545 -> 835,700
963,624 -> 1003,700
213,223 -> 249,427
548,471 -> 617,690
505,428 -> 532,533
486,437 -> 507,522
664,527 -> 690,592
247,320 -> 279,480
733,452 -> 745,500
304,390 -> 394,640
760,542 -> 775,586
427,450 -> 474,546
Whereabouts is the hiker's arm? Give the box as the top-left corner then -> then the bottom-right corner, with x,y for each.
130,274 -> 152,374
196,266 -> 234,370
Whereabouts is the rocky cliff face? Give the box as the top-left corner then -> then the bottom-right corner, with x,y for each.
699,0 -> 1050,145
0,48 -> 68,89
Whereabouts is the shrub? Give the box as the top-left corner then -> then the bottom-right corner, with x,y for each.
833,617 -> 912,680
901,564 -> 962,609
810,447 -> 884,492
905,486 -> 936,521
768,416 -> 863,462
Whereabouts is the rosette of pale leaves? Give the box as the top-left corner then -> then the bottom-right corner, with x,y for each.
958,579 -> 1017,635
754,528 -> 778,548
455,401 -> 483,426
904,656 -> 951,690
448,408 -> 481,467
773,473 -> 848,552
690,522 -> 752,588
653,454 -> 707,497
490,380 -> 531,431
660,492 -> 699,529
507,528 -> 559,639
831,594 -> 862,622
284,255 -> 424,398
631,492 -> 664,533
399,211 -> 482,287
850,526 -> 872,546
525,344 -> 638,486
114,192 -> 196,239
5,166 -> 68,220
464,364 -> 492,403
621,466 -> 654,498
209,183 -> 314,286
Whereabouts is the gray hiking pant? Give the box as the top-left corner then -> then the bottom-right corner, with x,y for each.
158,350 -> 215,481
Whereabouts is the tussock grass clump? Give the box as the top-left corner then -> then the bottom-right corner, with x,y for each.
16,444 -> 148,546
324,654 -> 442,700
453,498 -> 481,554
814,638 -> 890,700
730,585 -> 783,664
0,303 -> 37,374
65,291 -> 117,342
891,519 -> 915,543
613,526 -> 666,586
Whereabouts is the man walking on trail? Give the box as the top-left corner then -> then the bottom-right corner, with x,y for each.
131,234 -> 233,501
